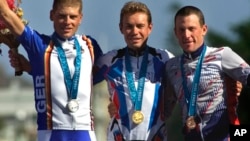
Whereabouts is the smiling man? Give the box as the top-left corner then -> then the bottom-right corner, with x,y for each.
0,0 -> 103,141
93,1 -> 174,141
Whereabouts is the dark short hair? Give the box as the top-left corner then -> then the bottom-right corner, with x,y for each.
174,5 -> 205,26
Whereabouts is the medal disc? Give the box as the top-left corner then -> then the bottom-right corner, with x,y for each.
67,99 -> 79,113
186,116 -> 196,130
132,111 -> 144,124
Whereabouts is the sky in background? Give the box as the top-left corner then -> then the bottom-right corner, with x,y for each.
0,0 -> 250,81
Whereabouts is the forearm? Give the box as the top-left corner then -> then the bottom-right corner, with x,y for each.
0,0 -> 8,10
22,59 -> 31,73
0,0 -> 25,36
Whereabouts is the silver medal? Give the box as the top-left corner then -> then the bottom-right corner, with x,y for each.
67,99 -> 79,112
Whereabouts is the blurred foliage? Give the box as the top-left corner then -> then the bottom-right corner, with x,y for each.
165,2 -> 182,56
0,117 -> 6,131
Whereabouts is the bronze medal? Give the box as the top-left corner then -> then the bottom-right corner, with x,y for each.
132,111 -> 144,124
186,116 -> 196,130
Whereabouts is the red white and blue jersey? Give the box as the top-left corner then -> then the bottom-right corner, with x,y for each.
164,45 -> 250,141
17,26 -> 102,141
95,46 -> 174,140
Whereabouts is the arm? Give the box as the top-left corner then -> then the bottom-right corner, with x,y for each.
7,35 -> 96,75
221,47 -> 250,86
0,0 -> 25,36
224,74 -> 242,125
162,64 -> 177,120
83,35 -> 105,85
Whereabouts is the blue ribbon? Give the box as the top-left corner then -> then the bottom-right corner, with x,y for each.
180,45 -> 206,116
125,47 -> 148,111
52,34 -> 81,100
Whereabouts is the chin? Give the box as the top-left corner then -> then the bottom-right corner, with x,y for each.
61,31 -> 74,37
133,43 -> 143,47
182,46 -> 193,53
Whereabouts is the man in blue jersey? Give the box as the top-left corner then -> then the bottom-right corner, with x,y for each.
93,1 -> 174,140
0,0 -> 103,141
163,5 -> 250,141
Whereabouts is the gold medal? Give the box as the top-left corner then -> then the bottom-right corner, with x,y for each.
132,111 -> 144,124
186,116 -> 196,130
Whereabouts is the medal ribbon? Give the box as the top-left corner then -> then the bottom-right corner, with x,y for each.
52,34 -> 81,100
125,47 -> 148,111
180,45 -> 206,116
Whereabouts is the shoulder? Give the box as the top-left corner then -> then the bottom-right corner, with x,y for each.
148,47 -> 175,61
101,48 -> 126,61
100,47 -> 128,63
19,26 -> 50,40
77,34 -> 99,47
77,34 -> 104,60
18,26 -> 51,48
165,55 -> 181,69
206,46 -> 233,55
85,35 -> 99,46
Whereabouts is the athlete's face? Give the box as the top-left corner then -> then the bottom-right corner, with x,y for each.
120,12 -> 152,50
174,14 -> 207,53
50,5 -> 82,39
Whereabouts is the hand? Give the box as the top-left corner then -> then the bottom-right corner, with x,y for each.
8,50 -> 31,73
108,101 -> 117,118
224,75 -> 242,125
224,75 -> 242,96
82,35 -> 94,62
82,35 -> 93,48
235,81 -> 242,96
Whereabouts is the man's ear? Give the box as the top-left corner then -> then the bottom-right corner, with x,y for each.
174,27 -> 177,36
49,10 -> 53,21
119,23 -> 123,34
202,24 -> 208,36
79,13 -> 83,24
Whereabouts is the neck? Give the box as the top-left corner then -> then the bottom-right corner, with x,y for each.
127,45 -> 147,57
183,43 -> 205,59
53,32 -> 75,41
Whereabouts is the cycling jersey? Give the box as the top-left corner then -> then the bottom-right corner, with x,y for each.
164,45 -> 250,141
95,46 -> 174,141
17,26 -> 102,141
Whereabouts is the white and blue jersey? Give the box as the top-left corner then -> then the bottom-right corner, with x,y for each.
164,45 -> 250,141
95,46 -> 174,141
17,26 -> 103,141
